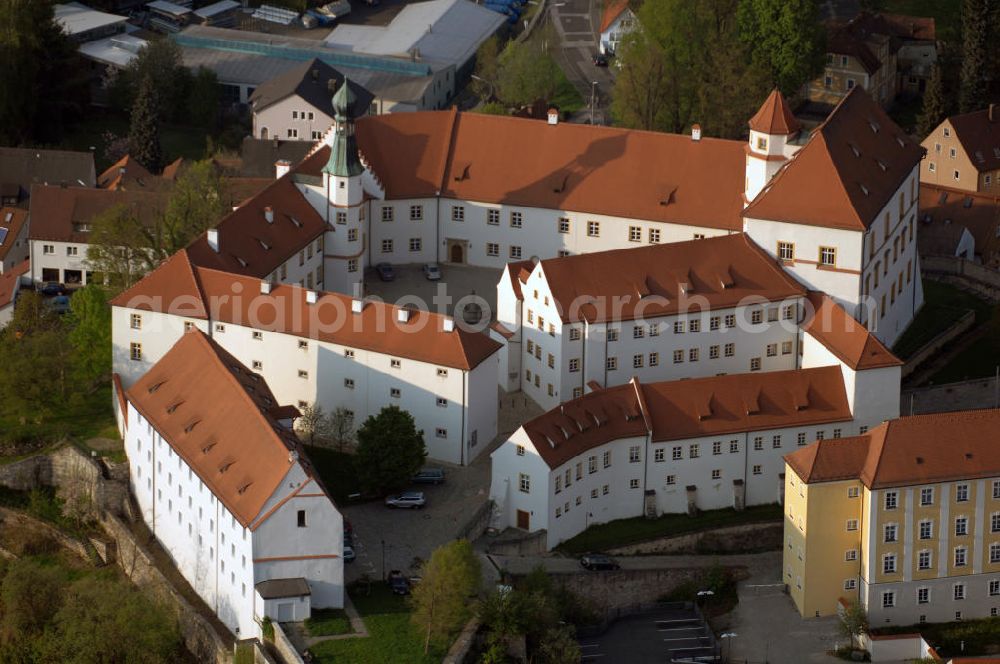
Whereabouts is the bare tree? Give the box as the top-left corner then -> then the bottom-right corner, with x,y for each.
327,407 -> 355,452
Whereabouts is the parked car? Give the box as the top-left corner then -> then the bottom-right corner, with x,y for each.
422,263 -> 442,281
580,554 -> 619,571
411,467 -> 445,485
593,53 -> 609,67
384,491 -> 426,508
388,570 -> 410,595
48,295 -> 70,315
343,544 -> 355,562
39,282 -> 66,296
375,263 -> 395,281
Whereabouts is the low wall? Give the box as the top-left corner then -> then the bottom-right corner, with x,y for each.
553,568 -> 706,612
270,622 -> 304,664
901,309 -> 976,379
457,500 -> 494,543
442,617 -> 481,664
486,529 -> 547,556
606,522 -> 783,556
923,255 -> 1000,295
862,632 -> 939,662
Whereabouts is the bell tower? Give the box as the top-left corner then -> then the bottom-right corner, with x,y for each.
744,89 -> 801,206
322,79 -> 366,295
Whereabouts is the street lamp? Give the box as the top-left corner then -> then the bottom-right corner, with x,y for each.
720,632 -> 737,663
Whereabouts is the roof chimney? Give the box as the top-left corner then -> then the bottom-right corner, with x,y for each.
443,318 -> 455,332
264,206 -> 274,223
547,108 -> 559,125
275,159 -> 292,179
306,290 -> 318,304
207,228 -> 220,253
397,308 -> 411,323
351,298 -> 363,314
691,124 -> 702,141
260,280 -> 272,294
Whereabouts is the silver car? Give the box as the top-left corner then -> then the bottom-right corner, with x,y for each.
384,491 -> 426,509
423,263 -> 442,280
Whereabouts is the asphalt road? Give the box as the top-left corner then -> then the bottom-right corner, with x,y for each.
546,0 -> 615,124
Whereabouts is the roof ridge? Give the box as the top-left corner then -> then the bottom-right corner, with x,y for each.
438,106 -> 461,194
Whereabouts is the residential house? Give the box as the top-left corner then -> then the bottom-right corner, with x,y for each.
0,208 -> 30,274
598,0 -> 637,55
0,261 -> 29,328
0,147 -> 96,208
785,409 -> 1000,624
804,11 -> 936,111
119,329 -> 344,638
920,106 -> 1000,194
249,59 -> 375,142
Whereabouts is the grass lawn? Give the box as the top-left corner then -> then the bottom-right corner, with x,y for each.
302,446 -> 365,504
556,503 -> 783,556
0,383 -> 116,449
874,616 -> 1000,657
58,112 -> 216,172
305,608 -> 353,637
551,69 -> 585,115
892,280 -> 993,359
308,582 -> 445,664
883,0 -> 961,45
929,318 -> 1000,383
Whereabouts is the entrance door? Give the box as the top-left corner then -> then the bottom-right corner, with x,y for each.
450,243 -> 464,264
516,510 -> 530,530
277,602 -> 294,622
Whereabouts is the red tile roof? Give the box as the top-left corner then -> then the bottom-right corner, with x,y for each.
126,329 -> 319,526
948,106 -> 1000,174
0,260 -> 28,311
112,251 -> 501,370
535,233 -> 805,323
749,89 -> 801,136
523,367 -> 851,468
185,175 -> 327,279
787,409 -> 1000,489
28,185 -> 171,244
918,184 -> 1000,262
300,110 -> 749,231
744,87 -> 924,230
802,291 -> 902,370
598,0 -> 630,33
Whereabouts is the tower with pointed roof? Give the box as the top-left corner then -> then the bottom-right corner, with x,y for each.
744,89 -> 802,206
322,80 -> 366,295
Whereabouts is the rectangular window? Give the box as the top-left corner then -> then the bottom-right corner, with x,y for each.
957,484 -> 970,502
919,520 -> 932,540
606,357 -> 617,371
750,357 -> 761,371
381,206 -> 394,222
885,491 -> 898,510
709,345 -> 720,359
778,242 -> 794,261
956,517 -> 968,536
752,465 -> 762,475
518,473 -> 530,493
846,549 -> 858,562
648,228 -> 660,244
487,209 -> 500,225
451,205 -> 464,222
510,246 -> 522,259
919,550 -> 931,570
649,352 -> 659,366
629,446 -> 640,463
569,358 -> 580,372
673,350 -> 684,364
846,519 -> 858,532
410,205 -> 423,221
920,487 -> 934,506
883,554 -> 896,574
409,238 -> 422,252
819,246 -> 837,266
587,221 -> 600,237
954,584 -> 966,600
603,451 -> 611,468
724,343 -> 735,357
130,343 -> 142,361
884,524 -> 897,542
558,217 -> 570,233
130,313 -> 142,330
955,548 -> 968,567
486,243 -> 499,257
381,239 -> 393,253
629,226 -> 641,242
510,211 -> 522,228
632,354 -> 644,369
689,444 -> 699,459
689,348 -> 699,362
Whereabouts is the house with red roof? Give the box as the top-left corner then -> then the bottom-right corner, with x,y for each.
598,0 -> 637,55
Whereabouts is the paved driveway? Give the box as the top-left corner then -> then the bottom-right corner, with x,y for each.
363,263 -> 501,322
579,605 -> 715,663
548,0 -> 615,124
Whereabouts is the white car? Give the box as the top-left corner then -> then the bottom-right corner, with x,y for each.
423,263 -> 442,280
384,491 -> 426,509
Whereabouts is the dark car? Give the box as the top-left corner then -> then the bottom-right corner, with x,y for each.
39,282 -> 66,296
580,554 -> 619,571
388,570 -> 410,595
48,295 -> 71,315
343,543 -> 356,563
593,53 -> 609,67
375,263 -> 395,281
411,468 -> 445,485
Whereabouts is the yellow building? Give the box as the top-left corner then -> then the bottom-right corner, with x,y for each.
785,409 -> 1000,625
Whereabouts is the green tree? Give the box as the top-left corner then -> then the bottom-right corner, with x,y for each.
610,28 -> 671,130
355,406 -> 426,494
475,101 -> 508,116
737,0 -> 826,96
0,0 -> 88,145
960,0 -> 990,113
496,39 -> 562,107
85,203 -> 164,291
838,599 -> 868,650
40,576 -> 182,663
297,402 -> 332,445
129,76 -> 164,174
0,558 -> 66,645
67,284 -> 112,385
328,406 -> 355,452
916,64 -> 947,138
410,539 -> 481,654
536,624 -> 581,664
472,35 -> 500,101
113,38 -> 190,121
188,67 -> 221,129
162,159 -> 227,253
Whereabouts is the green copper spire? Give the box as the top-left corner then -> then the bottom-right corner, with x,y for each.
323,78 -> 364,178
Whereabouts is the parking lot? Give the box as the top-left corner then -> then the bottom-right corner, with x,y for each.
579,604 -> 717,663
363,263 -> 502,323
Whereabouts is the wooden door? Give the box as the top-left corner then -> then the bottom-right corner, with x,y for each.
450,243 -> 464,264
516,509 -> 529,530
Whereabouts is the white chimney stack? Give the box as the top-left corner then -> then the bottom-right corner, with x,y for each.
207,228 -> 219,253
443,318 -> 455,332
275,159 -> 291,179
306,290 -> 318,304
691,124 -> 702,141
264,206 -> 274,223
397,308 -> 411,323
547,108 -> 559,125
260,281 -> 272,294
351,299 -> 363,314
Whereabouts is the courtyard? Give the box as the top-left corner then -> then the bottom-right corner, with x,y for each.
362,263 -> 502,323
